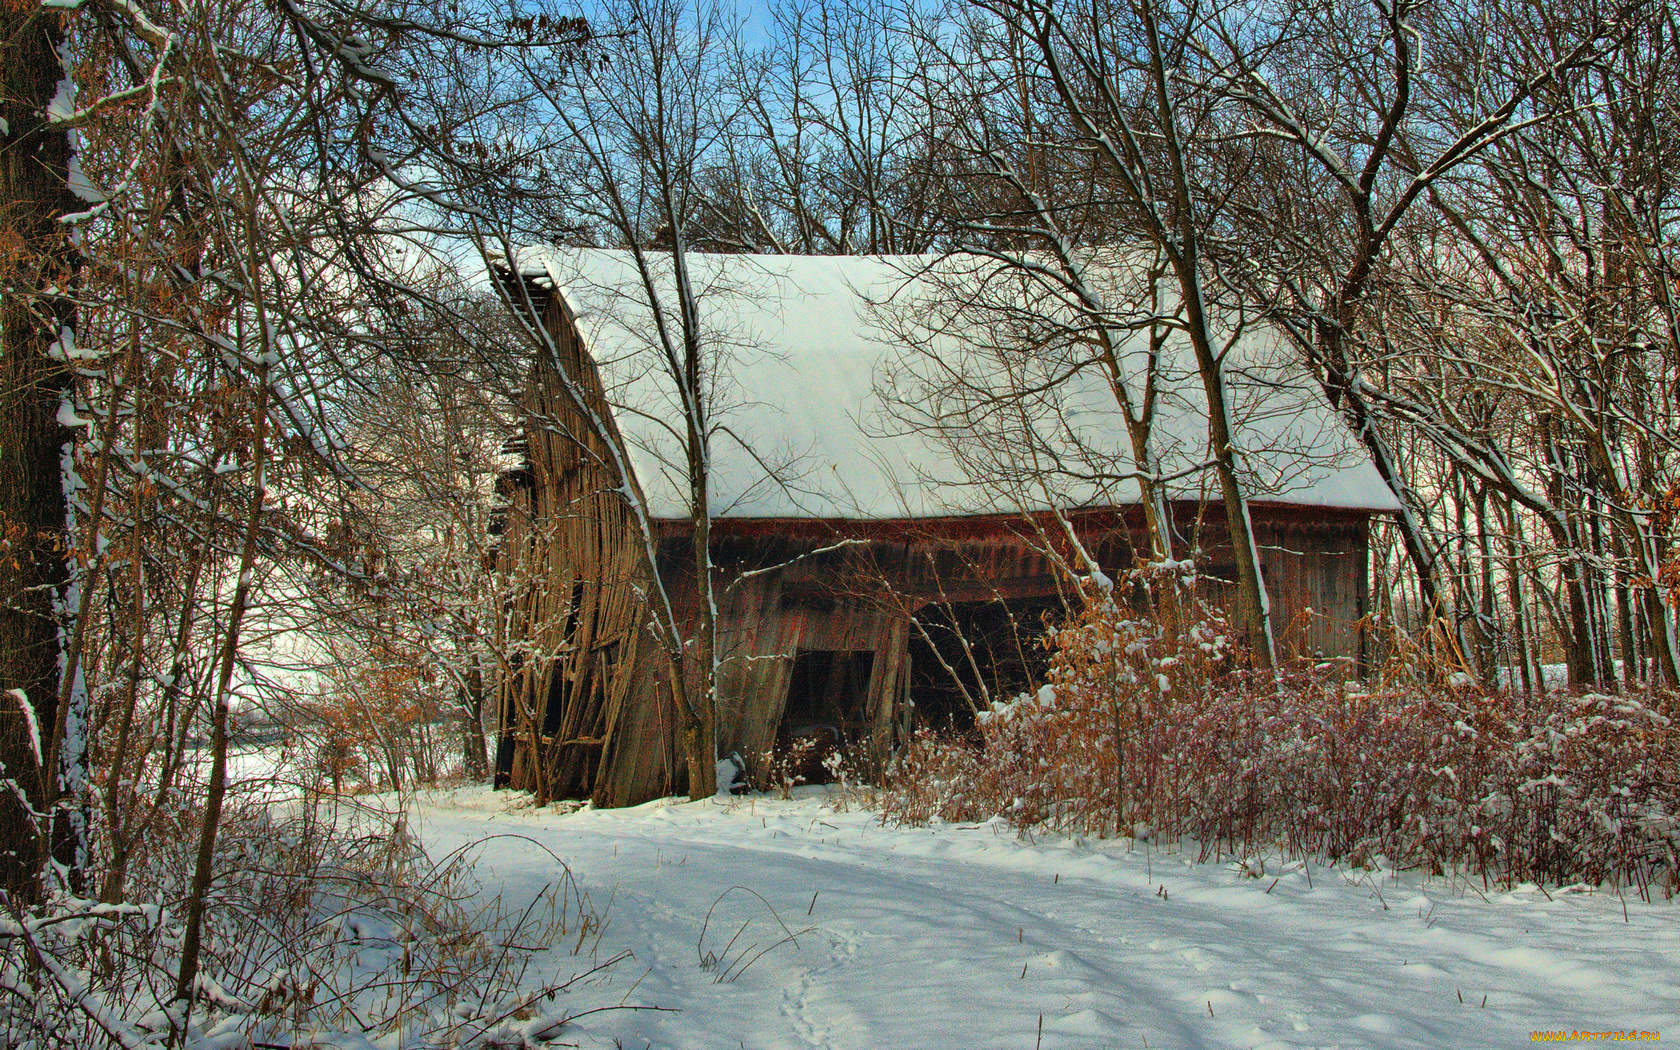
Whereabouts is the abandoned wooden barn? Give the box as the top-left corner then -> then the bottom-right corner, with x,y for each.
491,251 -> 1401,806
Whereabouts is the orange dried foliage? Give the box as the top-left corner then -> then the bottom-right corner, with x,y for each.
307,649 -> 439,792
882,565 -> 1680,893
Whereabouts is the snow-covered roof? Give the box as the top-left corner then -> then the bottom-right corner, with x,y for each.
523,249 -> 1402,521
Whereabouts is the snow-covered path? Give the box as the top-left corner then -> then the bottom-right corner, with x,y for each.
412,788 -> 1677,1049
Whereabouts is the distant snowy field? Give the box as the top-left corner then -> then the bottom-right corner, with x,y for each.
407,786 -> 1678,1049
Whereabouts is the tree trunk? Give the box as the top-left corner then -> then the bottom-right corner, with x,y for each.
1562,559 -> 1601,689
680,513 -> 717,800
1610,530 -> 1637,690
461,655 -> 489,780
174,359 -> 272,1026
1178,272 -> 1274,668
0,5 -> 79,907
1138,5 -> 1273,669
1643,588 -> 1679,687
1475,486 -> 1498,683
1499,499 -> 1535,695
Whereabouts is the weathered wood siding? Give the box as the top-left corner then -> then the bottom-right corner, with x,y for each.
494,286 -> 677,803
1250,507 -> 1371,668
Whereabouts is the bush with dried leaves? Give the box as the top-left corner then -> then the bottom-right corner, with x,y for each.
882,565 -> 1680,895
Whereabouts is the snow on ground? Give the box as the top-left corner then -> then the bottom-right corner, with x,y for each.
410,786 -> 1677,1049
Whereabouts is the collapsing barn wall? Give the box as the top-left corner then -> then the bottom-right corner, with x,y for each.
641,506 -> 1373,791
671,530 -> 915,787
493,286 -> 678,805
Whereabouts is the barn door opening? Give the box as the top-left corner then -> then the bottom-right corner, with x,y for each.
775,649 -> 874,783
908,598 -> 1059,735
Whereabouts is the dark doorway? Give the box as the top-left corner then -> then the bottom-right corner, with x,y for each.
908,598 -> 1060,734
782,650 -> 874,739
775,650 -> 875,783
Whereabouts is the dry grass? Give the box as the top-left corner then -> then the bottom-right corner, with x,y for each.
1,793 -> 625,1049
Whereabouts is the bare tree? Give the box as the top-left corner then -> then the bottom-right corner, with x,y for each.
481,0 -> 757,798
1191,0 -> 1648,683
1331,0 -> 1680,689
890,0 -> 1284,664
0,4 -> 594,1043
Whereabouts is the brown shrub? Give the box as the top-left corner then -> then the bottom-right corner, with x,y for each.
882,565 -> 1680,895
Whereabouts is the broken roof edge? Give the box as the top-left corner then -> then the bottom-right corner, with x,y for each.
644,496 -> 1398,532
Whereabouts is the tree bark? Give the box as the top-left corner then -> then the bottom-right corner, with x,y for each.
0,4 -> 79,906
460,654 -> 489,780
